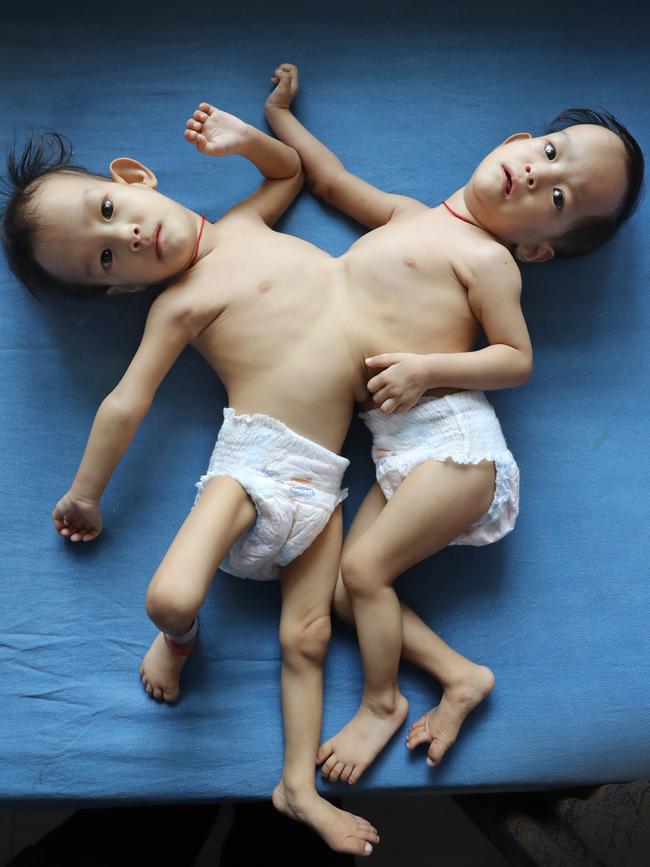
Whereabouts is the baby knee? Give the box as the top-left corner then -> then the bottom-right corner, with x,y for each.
340,546 -> 379,597
145,588 -> 196,633
279,615 -> 332,663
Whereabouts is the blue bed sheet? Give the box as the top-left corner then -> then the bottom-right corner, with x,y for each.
1,0 -> 649,805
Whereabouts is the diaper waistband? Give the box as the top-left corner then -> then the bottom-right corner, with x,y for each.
213,408 -> 349,492
359,390 -> 493,431
359,389 -> 512,466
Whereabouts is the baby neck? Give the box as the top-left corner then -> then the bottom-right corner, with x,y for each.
444,187 -> 508,247
444,188 -> 485,229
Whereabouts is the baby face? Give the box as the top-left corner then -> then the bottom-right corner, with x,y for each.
464,124 -> 628,255
30,163 -> 204,293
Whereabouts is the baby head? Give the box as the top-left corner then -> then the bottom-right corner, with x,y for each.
464,108 -> 644,262
1,131 -> 204,300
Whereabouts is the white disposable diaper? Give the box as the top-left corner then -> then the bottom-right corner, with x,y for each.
194,408 -> 349,580
359,390 -> 519,546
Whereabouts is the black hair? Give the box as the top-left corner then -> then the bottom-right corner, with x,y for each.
543,108 -> 644,258
1,130 -> 123,302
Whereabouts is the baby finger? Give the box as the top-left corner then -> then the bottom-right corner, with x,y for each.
372,386 -> 393,405
367,374 -> 386,393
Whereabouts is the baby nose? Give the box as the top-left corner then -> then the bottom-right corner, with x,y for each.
129,224 -> 143,250
523,164 -> 545,189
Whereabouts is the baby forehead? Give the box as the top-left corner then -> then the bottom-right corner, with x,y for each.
559,123 -> 624,154
35,171 -> 112,203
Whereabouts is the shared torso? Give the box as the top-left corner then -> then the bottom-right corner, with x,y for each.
170,204 -> 493,453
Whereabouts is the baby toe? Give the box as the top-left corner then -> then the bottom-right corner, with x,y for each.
326,761 -> 343,782
347,766 -> 361,785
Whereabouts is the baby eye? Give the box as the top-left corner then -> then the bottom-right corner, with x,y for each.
553,188 -> 565,210
99,197 -> 114,268
545,142 -> 556,160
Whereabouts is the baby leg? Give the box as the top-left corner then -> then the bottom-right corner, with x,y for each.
318,459 -> 496,784
328,481 -> 495,774
140,476 -> 256,702
271,506 -> 380,858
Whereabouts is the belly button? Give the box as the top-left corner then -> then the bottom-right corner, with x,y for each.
404,258 -> 416,268
257,281 -> 272,293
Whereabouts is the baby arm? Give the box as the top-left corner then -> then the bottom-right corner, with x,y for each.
52,295 -> 195,541
184,100 -> 303,227
264,63 -> 425,229
52,399 -> 145,541
367,250 -> 533,412
184,101 -> 300,178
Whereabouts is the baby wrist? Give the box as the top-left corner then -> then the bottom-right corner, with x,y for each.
69,482 -> 101,506
417,354 -> 437,388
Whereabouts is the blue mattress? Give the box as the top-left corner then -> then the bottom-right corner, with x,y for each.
1,0 -> 649,806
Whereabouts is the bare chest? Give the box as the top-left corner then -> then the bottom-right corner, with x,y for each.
183,229 -> 332,336
339,208 -> 486,356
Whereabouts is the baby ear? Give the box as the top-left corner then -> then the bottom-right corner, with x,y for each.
514,242 -> 555,263
501,132 -> 533,146
109,157 -> 158,188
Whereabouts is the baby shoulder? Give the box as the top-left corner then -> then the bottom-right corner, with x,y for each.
151,282 -> 219,341
465,242 -> 522,298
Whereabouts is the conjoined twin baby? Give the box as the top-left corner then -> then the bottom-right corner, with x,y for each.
1,62 -> 642,857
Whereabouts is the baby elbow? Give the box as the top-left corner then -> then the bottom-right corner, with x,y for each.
293,158 -> 305,182
519,354 -> 533,385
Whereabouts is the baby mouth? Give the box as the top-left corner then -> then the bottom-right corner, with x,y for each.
154,224 -> 162,258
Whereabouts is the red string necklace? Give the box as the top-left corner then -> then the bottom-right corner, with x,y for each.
441,199 -> 501,241
441,199 -> 483,228
188,214 -> 207,268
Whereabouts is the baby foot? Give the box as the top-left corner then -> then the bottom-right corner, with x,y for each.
272,780 -> 379,857
406,664 -> 495,765
266,63 -> 300,110
183,102 -> 248,157
139,630 -> 197,703
317,692 -> 409,784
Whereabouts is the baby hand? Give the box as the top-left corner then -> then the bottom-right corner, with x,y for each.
184,102 -> 249,156
366,353 -> 427,413
52,491 -> 103,542
266,63 -> 300,110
